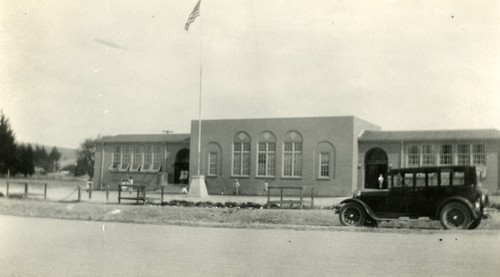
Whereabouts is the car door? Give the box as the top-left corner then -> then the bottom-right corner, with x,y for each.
387,172 -> 411,217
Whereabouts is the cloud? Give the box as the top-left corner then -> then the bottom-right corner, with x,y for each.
93,38 -> 128,50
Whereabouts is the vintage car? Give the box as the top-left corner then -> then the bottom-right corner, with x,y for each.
337,166 -> 490,229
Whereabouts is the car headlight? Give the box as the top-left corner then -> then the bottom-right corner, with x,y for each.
475,198 -> 481,210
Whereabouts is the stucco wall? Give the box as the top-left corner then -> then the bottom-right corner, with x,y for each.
358,140 -> 500,194
93,141 -> 189,189
190,116 -> 380,196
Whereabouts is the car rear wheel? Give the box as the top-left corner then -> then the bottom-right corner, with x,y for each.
440,202 -> 471,229
339,202 -> 366,226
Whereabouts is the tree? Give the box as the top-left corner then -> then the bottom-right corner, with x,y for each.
34,145 -> 49,173
0,112 -> 17,176
75,138 -> 96,179
48,146 -> 62,172
15,143 -> 34,177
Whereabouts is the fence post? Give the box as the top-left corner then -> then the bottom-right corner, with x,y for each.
6,182 -> 9,198
106,185 -> 109,202
88,182 -> 92,200
24,183 -> 28,199
44,183 -> 47,200
77,185 -> 81,202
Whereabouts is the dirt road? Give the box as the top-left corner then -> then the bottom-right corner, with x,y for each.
1,215 -> 499,276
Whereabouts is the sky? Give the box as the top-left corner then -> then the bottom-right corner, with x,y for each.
1,0 -> 499,148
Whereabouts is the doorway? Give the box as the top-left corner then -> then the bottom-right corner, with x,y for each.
365,148 -> 389,189
174,148 -> 190,184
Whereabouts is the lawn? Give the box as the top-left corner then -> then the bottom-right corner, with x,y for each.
1,178 -> 499,232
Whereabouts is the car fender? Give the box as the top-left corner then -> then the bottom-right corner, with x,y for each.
339,198 -> 382,221
435,196 -> 480,220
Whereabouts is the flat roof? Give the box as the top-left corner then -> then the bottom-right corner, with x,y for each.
359,129 -> 500,142
98,133 -> 190,144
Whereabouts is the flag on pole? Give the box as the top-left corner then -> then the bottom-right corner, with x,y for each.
185,0 -> 201,31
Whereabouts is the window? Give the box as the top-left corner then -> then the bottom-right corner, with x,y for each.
208,152 -> 218,176
456,144 -> 470,165
232,132 -> 251,176
422,145 -> 435,165
283,142 -> 302,177
452,169 -> 465,185
120,146 -> 131,171
319,152 -> 330,178
257,138 -> 276,177
152,145 -> 163,171
473,144 -> 485,165
143,145 -> 152,171
111,146 -> 121,170
283,131 -> 303,177
131,146 -> 142,171
440,169 -> 451,186
407,145 -> 420,167
439,145 -> 453,165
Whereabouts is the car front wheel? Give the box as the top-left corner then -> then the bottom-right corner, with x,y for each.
440,202 -> 471,229
468,218 -> 482,230
339,202 -> 366,226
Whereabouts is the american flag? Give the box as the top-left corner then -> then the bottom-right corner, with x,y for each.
184,0 -> 201,31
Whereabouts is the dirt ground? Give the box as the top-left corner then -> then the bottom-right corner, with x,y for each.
1,215 -> 499,277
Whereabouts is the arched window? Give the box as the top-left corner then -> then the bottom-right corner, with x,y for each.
283,131 -> 303,177
232,132 -> 251,176
257,131 -> 276,177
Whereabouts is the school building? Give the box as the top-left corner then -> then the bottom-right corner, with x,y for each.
93,116 -> 500,196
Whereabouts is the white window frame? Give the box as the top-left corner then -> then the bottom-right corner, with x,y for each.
232,142 -> 250,176
130,145 -> 142,171
407,145 -> 420,167
110,145 -> 121,171
257,142 -> 276,177
119,145 -> 131,171
319,152 -> 330,178
283,142 -> 302,178
208,152 -> 218,176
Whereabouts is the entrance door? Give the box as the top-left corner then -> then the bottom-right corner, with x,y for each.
174,148 -> 190,184
365,148 -> 389,189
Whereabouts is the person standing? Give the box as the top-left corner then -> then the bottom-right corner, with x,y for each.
128,176 -> 134,193
378,174 -> 384,189
263,180 -> 269,195
233,179 -> 240,196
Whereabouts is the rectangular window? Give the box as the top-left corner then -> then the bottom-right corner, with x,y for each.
257,142 -> 276,177
143,145 -> 152,171
120,146 -> 131,171
421,145 -> 435,165
439,144 -> 453,165
407,145 -> 420,167
440,169 -> 451,186
472,144 -> 485,165
152,145 -> 163,171
283,142 -> 302,177
131,146 -> 142,171
233,143 -> 250,176
456,144 -> 470,165
208,152 -> 218,176
111,146 -> 121,170
319,152 -> 330,178
452,169 -> 465,186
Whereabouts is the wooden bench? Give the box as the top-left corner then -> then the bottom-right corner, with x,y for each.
6,181 -> 48,200
267,185 -> 314,209
117,184 -> 167,204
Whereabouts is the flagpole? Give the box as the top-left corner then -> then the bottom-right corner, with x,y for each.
187,0 -> 208,197
197,26 -> 203,177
